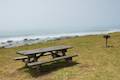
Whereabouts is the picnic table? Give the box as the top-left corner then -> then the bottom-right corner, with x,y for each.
14,45 -> 78,69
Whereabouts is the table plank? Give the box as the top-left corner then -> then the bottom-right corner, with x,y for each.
17,45 -> 72,55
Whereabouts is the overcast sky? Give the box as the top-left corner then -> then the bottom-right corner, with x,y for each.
0,0 -> 120,36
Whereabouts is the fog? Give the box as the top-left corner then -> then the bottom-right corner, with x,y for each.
0,0 -> 120,36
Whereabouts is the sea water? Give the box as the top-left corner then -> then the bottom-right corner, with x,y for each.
0,26 -> 120,48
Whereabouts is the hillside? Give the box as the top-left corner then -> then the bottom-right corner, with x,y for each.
0,32 -> 120,80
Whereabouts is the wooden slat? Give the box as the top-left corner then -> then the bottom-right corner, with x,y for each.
14,56 -> 28,60
28,54 -> 78,67
14,53 -> 52,61
17,45 -> 72,55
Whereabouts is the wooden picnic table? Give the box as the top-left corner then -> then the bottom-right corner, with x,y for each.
17,45 -> 72,55
15,45 -> 78,69
16,45 -> 74,65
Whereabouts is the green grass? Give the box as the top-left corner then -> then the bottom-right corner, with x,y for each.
0,32 -> 120,80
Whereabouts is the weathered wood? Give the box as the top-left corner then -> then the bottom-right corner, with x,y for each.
65,57 -> 73,63
103,34 -> 111,48
61,49 -> 67,56
27,54 -> 78,67
15,45 -> 76,68
51,51 -> 61,58
17,45 -> 72,56
14,53 -> 52,63
14,56 -> 28,61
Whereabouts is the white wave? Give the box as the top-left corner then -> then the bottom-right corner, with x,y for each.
0,29 -> 120,48
0,29 -> 120,43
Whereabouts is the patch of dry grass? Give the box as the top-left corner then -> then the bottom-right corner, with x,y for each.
0,32 -> 120,80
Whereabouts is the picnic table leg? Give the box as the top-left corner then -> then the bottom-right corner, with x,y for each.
28,56 -> 31,63
51,49 -> 68,59
51,51 -> 61,58
24,56 -> 31,67
25,55 -> 38,67
36,52 -> 44,60
61,49 -> 73,63
65,57 -> 73,63
51,51 -> 56,58
61,49 -> 67,56
33,54 -> 38,62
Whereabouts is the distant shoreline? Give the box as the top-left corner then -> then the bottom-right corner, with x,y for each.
0,30 -> 120,48
0,29 -> 120,42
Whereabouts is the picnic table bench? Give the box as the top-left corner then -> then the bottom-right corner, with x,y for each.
14,45 -> 78,69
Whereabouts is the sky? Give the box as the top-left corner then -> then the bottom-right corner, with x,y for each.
0,0 -> 120,36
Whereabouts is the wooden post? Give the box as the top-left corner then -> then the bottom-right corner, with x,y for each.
103,34 -> 111,48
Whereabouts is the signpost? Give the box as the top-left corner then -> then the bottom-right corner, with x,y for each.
103,34 -> 111,48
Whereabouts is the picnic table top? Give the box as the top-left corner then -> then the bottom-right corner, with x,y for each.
17,45 -> 72,56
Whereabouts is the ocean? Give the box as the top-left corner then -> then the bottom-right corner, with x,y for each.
0,26 -> 120,42
0,26 -> 120,48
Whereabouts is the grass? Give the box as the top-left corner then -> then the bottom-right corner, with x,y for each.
0,32 -> 120,80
